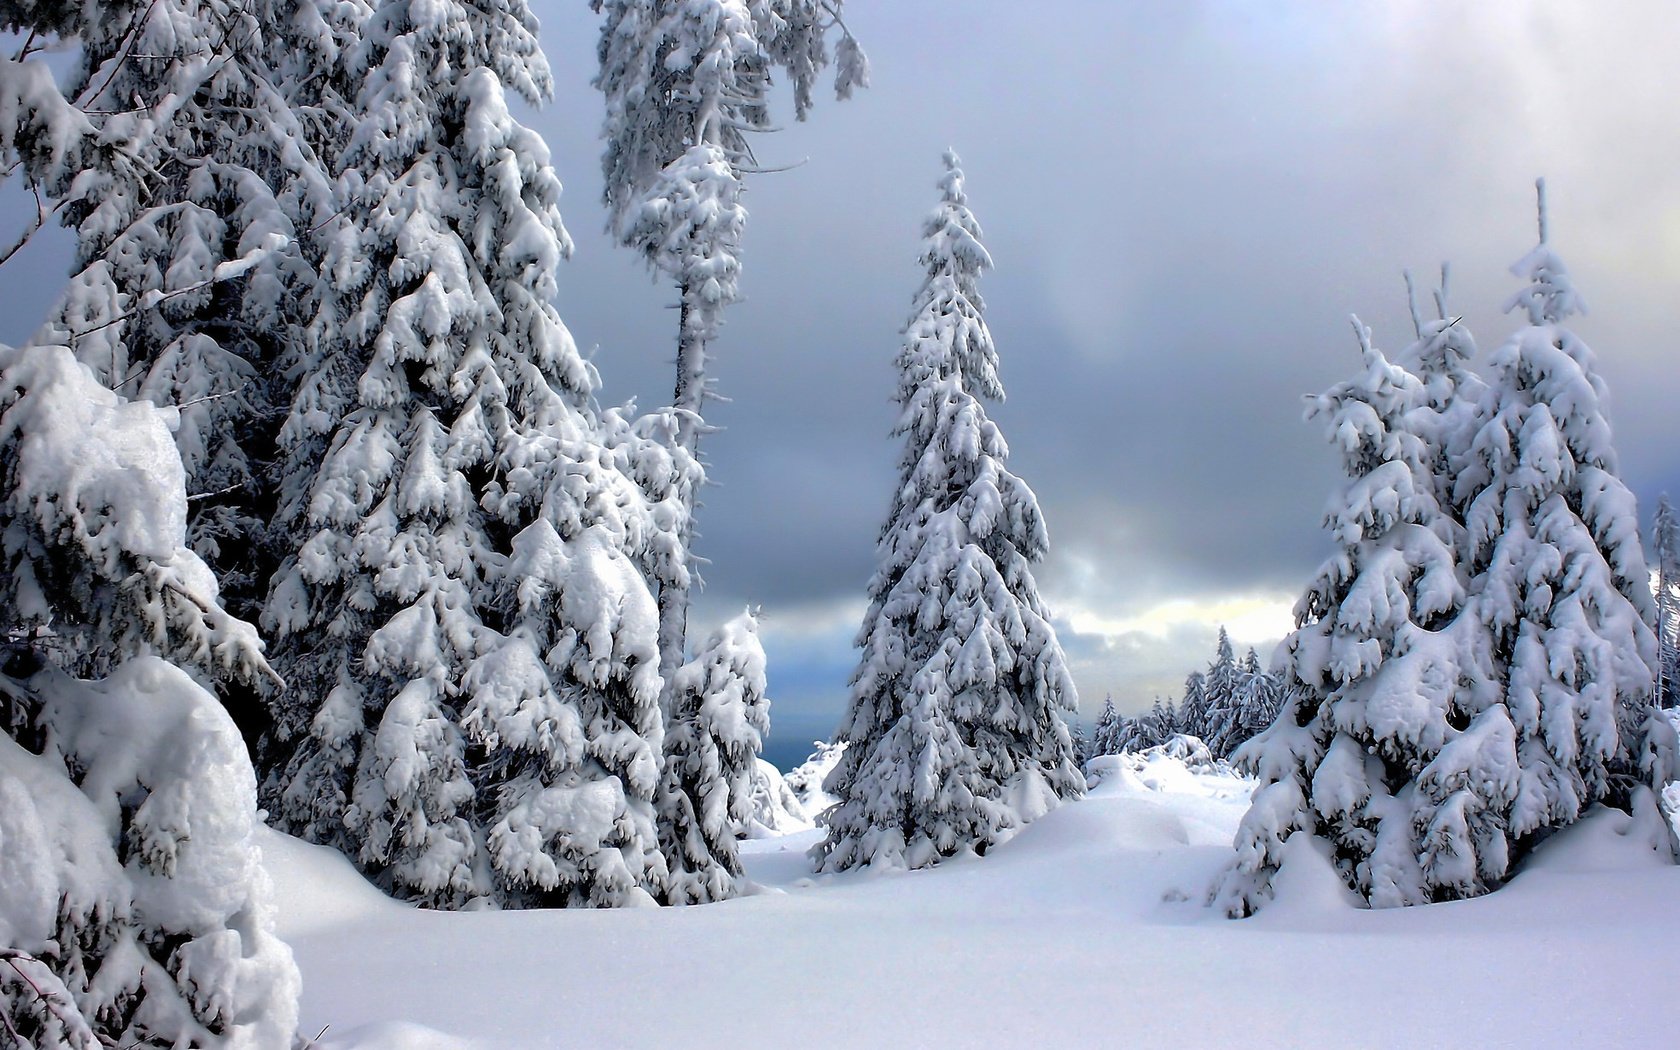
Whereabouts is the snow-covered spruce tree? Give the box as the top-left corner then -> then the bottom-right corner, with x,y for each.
0,343 -> 299,1049
33,0 -> 351,633
264,0 -> 668,908
1092,695 -> 1122,756
1197,629 -> 1240,750
1074,720 -> 1095,768
593,0 -> 867,691
1211,317 -> 1485,915
1215,647 -> 1281,758
1108,713 -> 1144,755
658,611 -> 770,903
1654,495 -> 1680,709
815,153 -> 1084,873
1397,265 -> 1486,517
1114,697 -> 1178,753
1174,669 -> 1209,741
1455,183 -> 1661,821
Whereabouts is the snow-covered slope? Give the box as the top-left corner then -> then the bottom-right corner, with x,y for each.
269,751 -> 1680,1049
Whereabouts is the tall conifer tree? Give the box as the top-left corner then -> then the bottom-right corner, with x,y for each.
816,153 -> 1083,873
264,0 -> 669,908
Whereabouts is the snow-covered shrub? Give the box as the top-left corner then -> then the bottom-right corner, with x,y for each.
816,154 -> 1083,873
0,344 -> 298,1048
659,612 -> 771,903
1140,734 -> 1219,771
784,740 -> 847,816
742,760 -> 813,837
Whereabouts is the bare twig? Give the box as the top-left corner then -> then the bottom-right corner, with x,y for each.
186,481 -> 245,502
0,180 -> 48,269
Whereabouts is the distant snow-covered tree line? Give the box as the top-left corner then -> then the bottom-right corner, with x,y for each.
1088,627 -> 1286,762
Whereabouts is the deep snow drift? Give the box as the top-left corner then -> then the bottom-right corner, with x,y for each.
267,749 -> 1678,1049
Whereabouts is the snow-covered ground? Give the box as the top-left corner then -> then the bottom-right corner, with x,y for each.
267,751 -> 1680,1049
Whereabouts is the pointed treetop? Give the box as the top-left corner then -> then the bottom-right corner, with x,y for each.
1504,177 -> 1585,326
1398,265 -> 1476,378
922,149 -> 992,283
940,148 -> 966,203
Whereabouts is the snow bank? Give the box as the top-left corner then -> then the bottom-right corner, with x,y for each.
267,743 -> 1680,1049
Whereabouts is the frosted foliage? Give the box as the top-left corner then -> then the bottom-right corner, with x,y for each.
658,611 -> 770,903
1218,223 -> 1660,916
0,661 -> 300,1050
1213,320 -> 1487,915
628,141 -> 745,343
1174,671 -> 1209,742
24,0 -> 354,626
264,0 -> 668,909
1204,647 -> 1281,760
469,526 -> 665,908
1655,496 -> 1680,710
0,342 -> 294,1045
1092,697 -> 1122,757
1200,633 -> 1239,747
0,344 -> 268,686
783,739 -> 845,815
593,0 -> 866,244
742,759 -> 812,836
1458,239 -> 1658,808
817,155 -> 1083,873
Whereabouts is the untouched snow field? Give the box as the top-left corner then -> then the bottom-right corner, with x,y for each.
267,752 -> 1680,1049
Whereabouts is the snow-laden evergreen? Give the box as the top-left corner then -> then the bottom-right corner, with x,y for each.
815,153 -> 1084,872
1456,186 -> 1660,818
1217,193 -> 1662,914
1196,630 -> 1239,752
1176,670 -> 1209,740
658,611 -> 771,903
32,0 -> 350,633
593,0 -> 867,691
0,343 -> 298,1049
1205,647 -> 1272,759
742,759 -> 812,836
263,0 -> 668,909
1113,698 -> 1179,754
1093,696 -> 1123,757
1212,317 -> 1485,914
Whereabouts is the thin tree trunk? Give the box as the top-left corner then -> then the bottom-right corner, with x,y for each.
658,293 -> 707,701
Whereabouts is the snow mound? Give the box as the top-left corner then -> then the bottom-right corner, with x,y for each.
1246,833 -> 1363,923
1517,802 -> 1675,876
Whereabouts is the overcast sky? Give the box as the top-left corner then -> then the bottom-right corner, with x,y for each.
3,2 -> 1678,756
